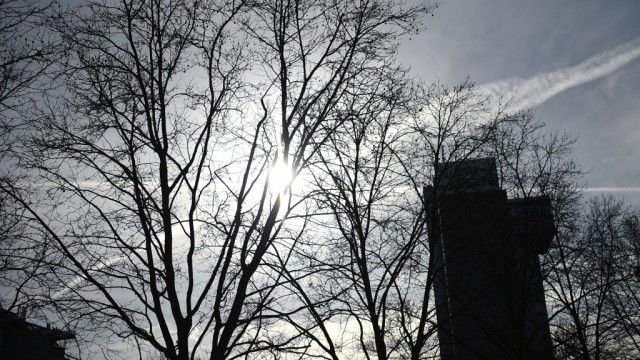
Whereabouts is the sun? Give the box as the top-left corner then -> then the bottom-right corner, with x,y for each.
268,158 -> 294,197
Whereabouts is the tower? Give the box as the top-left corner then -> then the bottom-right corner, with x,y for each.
425,158 -> 554,359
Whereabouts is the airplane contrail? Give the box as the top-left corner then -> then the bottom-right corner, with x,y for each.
479,35 -> 640,111
582,187 -> 640,193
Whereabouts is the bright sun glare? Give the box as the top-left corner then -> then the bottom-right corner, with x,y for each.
268,159 -> 293,196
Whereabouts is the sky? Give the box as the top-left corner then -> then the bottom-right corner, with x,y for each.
399,0 -> 640,204
3,1 -> 639,357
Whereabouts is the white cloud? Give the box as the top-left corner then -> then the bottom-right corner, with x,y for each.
479,35 -> 640,111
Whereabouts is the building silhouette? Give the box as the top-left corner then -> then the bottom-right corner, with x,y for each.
0,308 -> 75,360
425,158 -> 554,359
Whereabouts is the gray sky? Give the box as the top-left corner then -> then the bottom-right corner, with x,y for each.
399,0 -> 640,204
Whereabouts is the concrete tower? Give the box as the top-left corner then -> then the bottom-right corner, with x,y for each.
425,158 -> 554,360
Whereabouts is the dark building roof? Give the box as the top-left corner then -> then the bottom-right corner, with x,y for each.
0,308 -> 75,360
433,157 -> 500,193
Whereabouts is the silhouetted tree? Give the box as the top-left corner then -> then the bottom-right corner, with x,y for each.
0,0 -> 60,313
0,0 -> 434,358
548,196 -> 640,359
484,110 -> 583,358
304,68 -> 433,360
4,2 -> 627,360
304,79 -> 552,359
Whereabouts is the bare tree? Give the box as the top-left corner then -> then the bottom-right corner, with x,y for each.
0,0 -> 60,313
548,196 -> 640,360
0,0 -> 57,114
304,67 -> 430,360
485,110 -> 640,359
4,2 -> 615,360
299,78 -> 525,359
0,0 -> 434,358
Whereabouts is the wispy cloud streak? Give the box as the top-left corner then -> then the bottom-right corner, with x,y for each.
583,187 -> 640,193
479,35 -> 640,111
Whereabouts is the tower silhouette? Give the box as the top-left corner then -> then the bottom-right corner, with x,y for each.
425,158 -> 554,359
